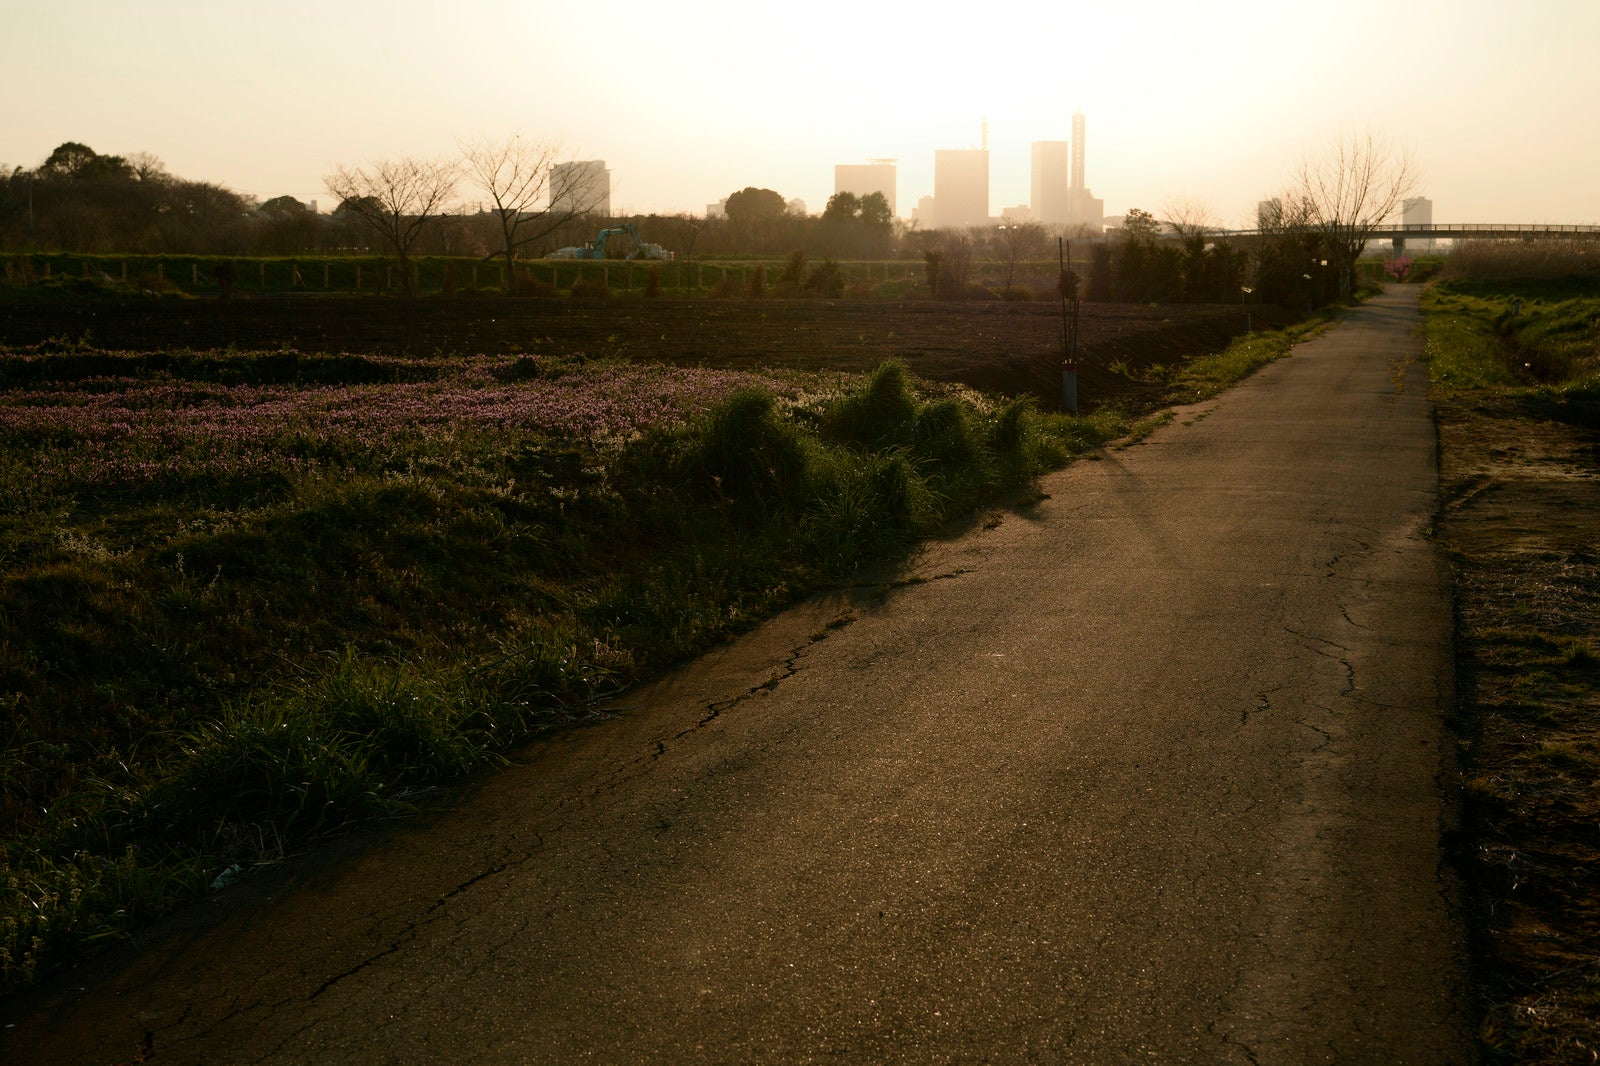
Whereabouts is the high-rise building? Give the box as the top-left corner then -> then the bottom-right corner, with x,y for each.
1030,141 -> 1070,225
1402,196 -> 1434,251
934,148 -> 989,229
1066,112 -> 1104,231
550,160 -> 610,217
835,160 -> 898,216
1070,112 -> 1086,193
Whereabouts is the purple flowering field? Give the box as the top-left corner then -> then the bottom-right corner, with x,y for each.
0,350 -> 849,500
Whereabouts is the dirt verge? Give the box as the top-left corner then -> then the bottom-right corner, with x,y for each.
1436,389 -> 1600,1062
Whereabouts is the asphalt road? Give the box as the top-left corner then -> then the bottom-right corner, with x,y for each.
3,287 -> 1472,1063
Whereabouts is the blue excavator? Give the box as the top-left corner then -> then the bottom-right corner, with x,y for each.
546,223 -> 672,261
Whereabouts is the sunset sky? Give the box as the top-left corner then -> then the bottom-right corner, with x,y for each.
7,0 -> 1598,228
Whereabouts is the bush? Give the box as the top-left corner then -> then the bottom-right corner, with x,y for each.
644,265 -> 661,298
710,273 -> 743,298
803,259 -> 845,298
748,265 -> 766,298
823,360 -> 919,450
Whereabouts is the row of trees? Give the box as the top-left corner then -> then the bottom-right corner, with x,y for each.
4,132 -> 1417,308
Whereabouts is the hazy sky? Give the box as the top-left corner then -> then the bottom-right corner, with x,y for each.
7,0 -> 1598,227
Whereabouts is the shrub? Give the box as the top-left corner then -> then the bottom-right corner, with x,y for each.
644,264 -> 661,298
824,360 -> 919,450
710,273 -> 743,298
1002,286 -> 1034,302
803,259 -> 845,298
679,388 -> 812,517
748,265 -> 766,298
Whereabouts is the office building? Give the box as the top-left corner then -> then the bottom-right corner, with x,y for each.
835,160 -> 898,216
550,160 -> 610,217
934,148 -> 990,229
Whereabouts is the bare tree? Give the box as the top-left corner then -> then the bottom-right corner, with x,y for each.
325,157 -> 459,297
1290,131 -> 1419,298
1160,197 -> 1220,239
992,221 -> 1049,296
460,135 -> 603,291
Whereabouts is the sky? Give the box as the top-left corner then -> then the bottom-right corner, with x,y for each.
6,0 -> 1598,228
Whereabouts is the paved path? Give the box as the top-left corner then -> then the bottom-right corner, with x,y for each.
3,288 -> 1471,1063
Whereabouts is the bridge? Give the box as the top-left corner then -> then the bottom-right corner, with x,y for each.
1201,222 -> 1600,255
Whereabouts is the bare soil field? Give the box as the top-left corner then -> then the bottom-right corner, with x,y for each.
0,295 -> 1292,410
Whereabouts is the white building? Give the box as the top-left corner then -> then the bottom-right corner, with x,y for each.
1402,196 -> 1435,251
835,161 -> 898,216
551,160 -> 610,217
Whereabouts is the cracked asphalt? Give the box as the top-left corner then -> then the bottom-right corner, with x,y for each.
2,287 -> 1471,1063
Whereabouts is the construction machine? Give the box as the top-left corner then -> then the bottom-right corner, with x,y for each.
546,223 -> 672,261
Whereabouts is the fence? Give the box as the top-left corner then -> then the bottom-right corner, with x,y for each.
0,254 -> 929,297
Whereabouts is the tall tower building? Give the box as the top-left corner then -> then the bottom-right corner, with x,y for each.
1030,141 -> 1070,225
1070,111 -> 1086,191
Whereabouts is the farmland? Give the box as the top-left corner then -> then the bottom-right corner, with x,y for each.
0,291 -> 1285,410
0,284 -> 1303,995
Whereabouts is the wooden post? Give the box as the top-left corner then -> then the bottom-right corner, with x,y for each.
497,263 -> 504,289
323,262 -> 330,288
472,264 -> 478,289
413,262 -> 420,293
356,264 -> 362,289
259,261 -> 265,287
696,263 -> 703,289
120,261 -> 127,281
157,262 -> 165,281
191,263 -> 198,285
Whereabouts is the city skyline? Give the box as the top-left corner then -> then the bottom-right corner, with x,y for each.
6,0 -> 1599,228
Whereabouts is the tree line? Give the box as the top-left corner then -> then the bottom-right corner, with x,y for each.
3,131 -> 1415,309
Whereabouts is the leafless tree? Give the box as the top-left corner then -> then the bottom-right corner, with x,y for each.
325,157 -> 459,297
1161,197 -> 1220,239
658,212 -> 711,261
460,135 -> 604,291
1289,130 -> 1419,298
992,221 -> 1049,296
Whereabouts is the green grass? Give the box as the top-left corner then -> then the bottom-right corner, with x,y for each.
1422,281 -> 1599,393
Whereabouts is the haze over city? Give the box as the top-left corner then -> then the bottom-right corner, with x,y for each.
7,0 -> 1598,226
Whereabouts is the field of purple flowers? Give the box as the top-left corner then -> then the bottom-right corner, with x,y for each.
0,349 -> 850,504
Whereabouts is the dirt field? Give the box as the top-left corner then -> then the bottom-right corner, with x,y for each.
0,295 -> 1292,410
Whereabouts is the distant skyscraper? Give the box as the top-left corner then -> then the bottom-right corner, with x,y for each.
1066,112 -> 1103,231
551,160 -> 610,217
835,160 -> 898,216
1402,196 -> 1434,251
934,148 -> 989,228
1070,111 -> 1086,191
1031,141 -> 1070,224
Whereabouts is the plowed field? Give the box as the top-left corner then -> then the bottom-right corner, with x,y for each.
0,296 -> 1293,410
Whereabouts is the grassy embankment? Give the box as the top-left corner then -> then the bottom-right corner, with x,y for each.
0,308 -> 1308,996
1421,238 -> 1600,1063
